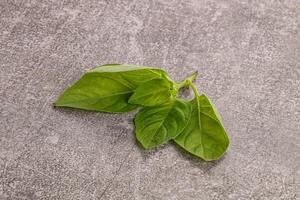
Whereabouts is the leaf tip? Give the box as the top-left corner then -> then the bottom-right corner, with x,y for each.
53,101 -> 61,107
53,97 -> 65,107
127,95 -> 136,105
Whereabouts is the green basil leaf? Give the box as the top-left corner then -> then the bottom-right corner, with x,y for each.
135,99 -> 192,149
54,64 -> 167,112
128,78 -> 173,107
174,94 -> 229,161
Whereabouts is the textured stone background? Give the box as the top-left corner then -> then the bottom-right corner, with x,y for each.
0,0 -> 299,199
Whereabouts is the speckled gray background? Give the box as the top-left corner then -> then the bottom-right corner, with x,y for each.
0,0 -> 299,199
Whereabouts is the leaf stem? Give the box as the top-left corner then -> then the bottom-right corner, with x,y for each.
190,83 -> 200,96
175,71 -> 198,90
186,71 -> 198,83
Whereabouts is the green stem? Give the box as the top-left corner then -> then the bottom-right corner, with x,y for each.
186,71 -> 198,83
175,80 -> 187,89
174,71 -> 198,90
190,83 -> 200,96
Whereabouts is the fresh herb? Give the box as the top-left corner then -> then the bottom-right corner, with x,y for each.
54,64 -> 229,161
134,99 -> 191,149
54,64 -> 167,112
128,78 -> 173,107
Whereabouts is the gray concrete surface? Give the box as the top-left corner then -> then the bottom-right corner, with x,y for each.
0,0 -> 299,199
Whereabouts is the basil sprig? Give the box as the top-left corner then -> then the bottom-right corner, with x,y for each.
54,64 -> 229,161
